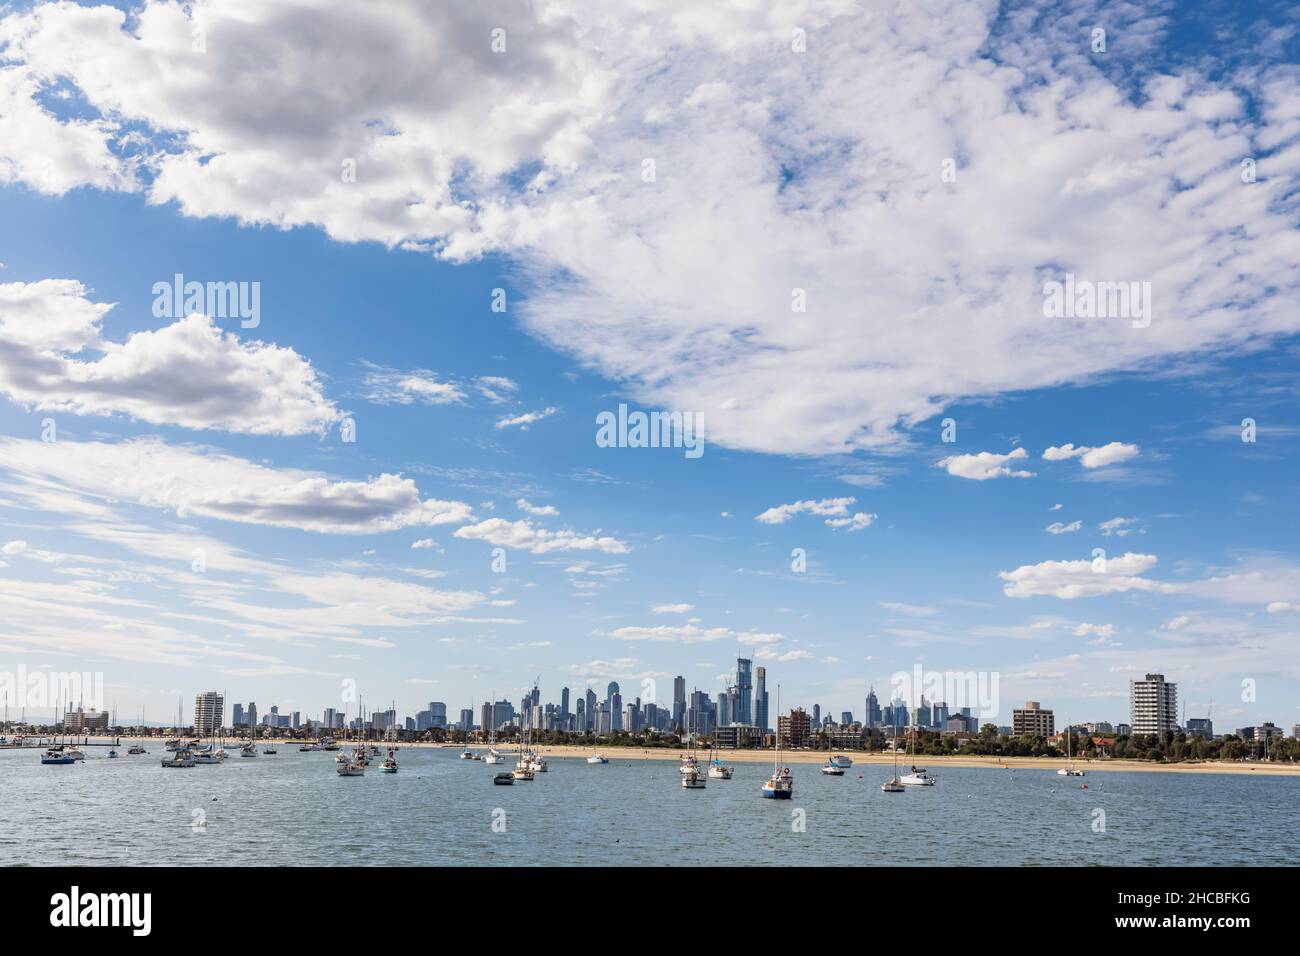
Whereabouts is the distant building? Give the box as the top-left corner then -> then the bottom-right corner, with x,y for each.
1293,724 -> 1300,740
714,724 -> 766,749
1186,718 -> 1213,739
1012,701 -> 1055,738
1116,723 -> 1131,736
865,687 -> 882,729
232,703 -> 244,726
194,691 -> 224,736
1129,674 -> 1177,736
777,708 -> 812,748
754,667 -> 769,731
63,706 -> 109,732
1236,723 -> 1283,742
458,709 -> 474,732
736,658 -> 753,726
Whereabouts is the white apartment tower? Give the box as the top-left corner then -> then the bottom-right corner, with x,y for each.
1129,674 -> 1177,735
194,690 -> 224,736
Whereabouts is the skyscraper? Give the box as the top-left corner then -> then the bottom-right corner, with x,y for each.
561,686 -> 570,717
673,676 -> 686,730
754,667 -> 769,730
865,686 -> 881,728
1130,674 -> 1178,735
232,703 -> 244,727
194,691 -> 223,736
735,657 -> 753,726
607,682 -> 621,731
586,687 -> 597,731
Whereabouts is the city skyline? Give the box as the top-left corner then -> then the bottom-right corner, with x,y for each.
1,0 -> 1300,739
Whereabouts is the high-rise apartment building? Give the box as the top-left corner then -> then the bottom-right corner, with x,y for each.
1129,674 -> 1177,736
1012,700 -> 1055,737
754,667 -> 769,731
194,691 -> 224,736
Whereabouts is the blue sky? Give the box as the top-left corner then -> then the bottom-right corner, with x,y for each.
1,0 -> 1299,732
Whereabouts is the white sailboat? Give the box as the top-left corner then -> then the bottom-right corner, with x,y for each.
899,724 -> 936,787
681,697 -> 706,789
1057,723 -> 1085,776
484,695 -> 505,764
761,685 -> 793,799
882,732 -> 905,792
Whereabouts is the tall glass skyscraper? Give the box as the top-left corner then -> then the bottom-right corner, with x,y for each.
736,658 -> 753,726
673,676 -> 686,730
754,666 -> 769,730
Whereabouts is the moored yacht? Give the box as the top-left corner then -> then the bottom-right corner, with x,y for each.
820,759 -> 845,776
127,744 -> 147,755
41,745 -> 76,765
336,758 -> 365,776
586,754 -> 609,764
379,750 -> 398,773
162,748 -> 195,768
760,685 -> 794,799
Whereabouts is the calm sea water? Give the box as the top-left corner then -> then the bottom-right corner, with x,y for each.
2,746 -> 1295,866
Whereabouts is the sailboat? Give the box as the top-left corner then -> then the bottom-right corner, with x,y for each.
483,695 -> 505,764
681,694 -> 706,789
1057,724 -> 1085,776
706,739 -> 733,779
379,749 -> 398,773
460,700 -> 476,759
761,686 -> 793,799
512,722 -> 534,780
898,722 -> 936,786
337,703 -> 366,775
882,731 -> 905,792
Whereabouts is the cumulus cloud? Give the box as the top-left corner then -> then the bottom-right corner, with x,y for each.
1,1 -> 1295,457
0,437 -> 473,533
453,517 -> 628,554
999,552 -> 1180,599
0,280 -> 342,435
653,603 -> 694,614
755,496 -> 875,530
937,448 -> 1033,481
1043,442 -> 1140,469
1046,520 -> 1082,534
516,498 -> 558,516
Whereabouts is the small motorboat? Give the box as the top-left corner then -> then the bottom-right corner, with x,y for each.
830,754 -> 853,768
493,772 -> 515,785
820,760 -> 845,776
162,748 -> 195,768
511,766 -> 534,781
586,754 -> 609,764
900,766 -> 936,787
127,745 -> 146,755
681,767 -> 707,789
262,747 -> 277,754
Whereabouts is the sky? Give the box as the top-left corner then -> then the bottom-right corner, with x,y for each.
1,0 -> 1299,732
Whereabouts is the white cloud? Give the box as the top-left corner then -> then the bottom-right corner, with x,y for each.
410,538 -> 437,550
0,436 -> 473,533
755,496 -> 874,530
1043,442 -> 1140,469
878,601 -> 937,617
611,623 -> 784,646
453,517 -> 628,554
0,280 -> 342,435
515,497 -> 558,516
1046,520 -> 1082,534
474,376 -> 518,403
653,603 -> 694,614
937,448 -> 1033,481
362,362 -> 464,405
4,2 -> 1295,456
1049,503 -> 1063,511
1000,552 -> 1180,599
495,407 -> 556,430
2,539 -> 27,555
1099,516 -> 1143,537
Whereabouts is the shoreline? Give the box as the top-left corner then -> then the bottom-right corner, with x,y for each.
10,736 -> 1299,777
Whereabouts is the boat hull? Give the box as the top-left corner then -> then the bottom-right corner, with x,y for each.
761,787 -> 793,799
